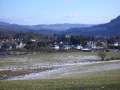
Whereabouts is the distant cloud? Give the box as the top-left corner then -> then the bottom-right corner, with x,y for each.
65,12 -> 81,19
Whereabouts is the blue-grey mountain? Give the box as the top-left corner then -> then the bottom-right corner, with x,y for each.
0,16 -> 120,37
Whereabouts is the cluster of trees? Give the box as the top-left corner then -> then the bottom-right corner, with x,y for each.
53,34 -> 88,45
0,28 -> 48,41
0,27 -> 120,51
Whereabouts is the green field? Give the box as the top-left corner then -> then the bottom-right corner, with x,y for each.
0,51 -> 120,90
0,51 -> 120,66
0,70 -> 120,90
0,52 -> 96,66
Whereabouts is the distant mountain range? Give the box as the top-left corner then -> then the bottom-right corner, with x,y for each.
27,24 -> 92,31
0,22 -> 92,31
0,16 -> 120,37
64,16 -> 120,37
0,22 -> 93,35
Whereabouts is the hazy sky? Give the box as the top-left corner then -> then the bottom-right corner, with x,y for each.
0,0 -> 120,25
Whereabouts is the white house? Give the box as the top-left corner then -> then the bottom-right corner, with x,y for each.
52,45 -> 60,50
81,48 -> 92,51
75,45 -> 83,50
113,42 -> 119,47
31,39 -> 37,42
63,45 -> 71,50
16,42 -> 26,49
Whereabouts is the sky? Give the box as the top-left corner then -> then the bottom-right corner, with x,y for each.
0,0 -> 120,25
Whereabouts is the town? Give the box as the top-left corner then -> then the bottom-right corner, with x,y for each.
0,0 -> 120,89
0,32 -> 120,52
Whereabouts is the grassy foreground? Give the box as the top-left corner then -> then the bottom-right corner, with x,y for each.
0,70 -> 120,90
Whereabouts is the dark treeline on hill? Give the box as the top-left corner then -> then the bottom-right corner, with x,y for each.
0,16 -> 120,41
63,16 -> 120,37
0,28 -> 49,41
0,16 -> 120,38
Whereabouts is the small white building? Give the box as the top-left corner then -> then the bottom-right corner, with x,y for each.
52,45 -> 60,50
63,45 -> 71,50
31,39 -> 37,42
81,48 -> 92,51
8,46 -> 12,50
75,45 -> 83,50
16,42 -> 26,49
113,42 -> 119,47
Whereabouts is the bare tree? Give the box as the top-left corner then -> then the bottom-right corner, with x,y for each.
97,51 -> 106,61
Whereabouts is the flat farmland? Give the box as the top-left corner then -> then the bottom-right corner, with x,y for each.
0,51 -> 120,90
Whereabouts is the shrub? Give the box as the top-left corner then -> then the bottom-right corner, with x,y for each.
97,50 -> 106,61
